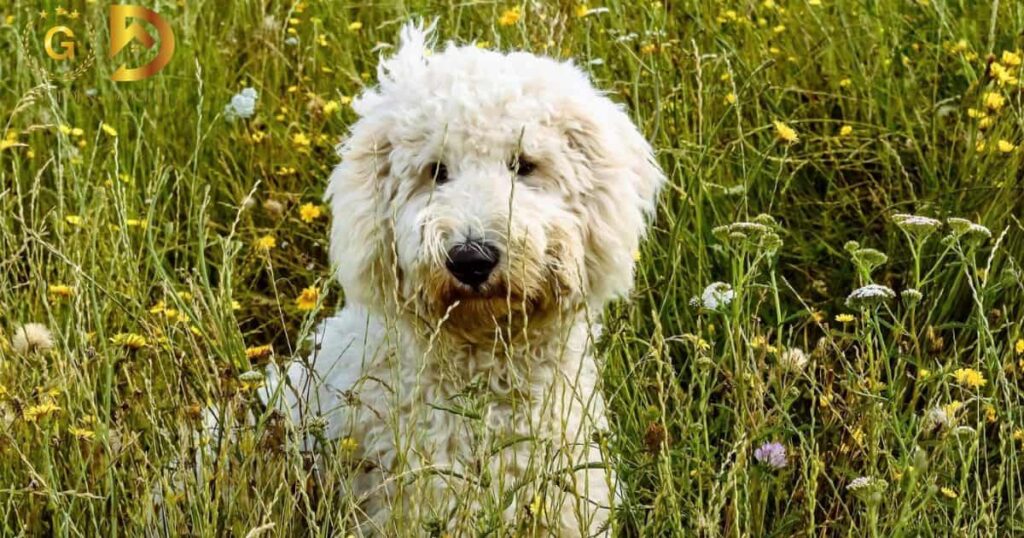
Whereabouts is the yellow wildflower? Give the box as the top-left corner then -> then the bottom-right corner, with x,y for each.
348,21 -> 362,31
340,436 -> 358,452
984,92 -> 1006,112
292,132 -> 311,149
1014,429 -> 1024,443
839,125 -> 853,137
640,43 -> 657,55
839,78 -> 852,88
835,313 -> 855,323
245,344 -> 273,360
917,368 -> 930,380
984,403 -> 997,423
296,286 -> 319,311
997,140 -> 1017,153
256,235 -> 277,251
940,487 -> 958,499
299,203 -> 323,223
991,63 -> 1019,86
724,92 -> 736,105
111,332 -> 147,350
773,120 -> 799,143
953,368 -> 986,388
69,426 -> 95,440
322,100 -> 340,115
48,284 -> 74,298
575,4 -> 590,17
944,400 -> 962,417
498,6 -> 521,26
100,123 -> 118,137
24,400 -> 61,422
1001,50 -> 1022,67
1015,339 -> 1024,355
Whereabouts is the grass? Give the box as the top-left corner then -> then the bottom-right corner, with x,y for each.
2,0 -> 1024,535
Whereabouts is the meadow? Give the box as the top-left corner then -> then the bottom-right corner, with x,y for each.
2,0 -> 1024,535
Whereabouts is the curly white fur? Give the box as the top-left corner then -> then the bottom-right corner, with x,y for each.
265,22 -> 664,536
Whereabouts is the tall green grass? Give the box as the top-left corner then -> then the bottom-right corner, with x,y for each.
1,0 -> 1023,535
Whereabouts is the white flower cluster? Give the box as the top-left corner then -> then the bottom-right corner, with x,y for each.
845,284 -> 896,309
693,282 -> 734,310
224,87 -> 258,120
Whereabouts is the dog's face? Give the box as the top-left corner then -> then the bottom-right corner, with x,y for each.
326,25 -> 663,332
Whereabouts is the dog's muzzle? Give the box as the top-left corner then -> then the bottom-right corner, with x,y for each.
445,241 -> 499,288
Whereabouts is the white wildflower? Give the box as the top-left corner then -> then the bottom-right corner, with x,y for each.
11,323 -> 54,354
892,213 -> 941,239
924,406 -> 950,431
224,88 -> 258,120
696,282 -> 734,310
845,284 -> 896,309
901,288 -> 923,307
778,347 -> 808,373
284,36 -> 299,46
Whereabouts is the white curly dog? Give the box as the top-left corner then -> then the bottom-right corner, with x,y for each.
264,23 -> 663,536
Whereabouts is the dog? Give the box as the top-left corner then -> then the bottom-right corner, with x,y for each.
262,22 -> 664,536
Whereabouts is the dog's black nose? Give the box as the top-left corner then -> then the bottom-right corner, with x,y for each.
446,242 -> 499,287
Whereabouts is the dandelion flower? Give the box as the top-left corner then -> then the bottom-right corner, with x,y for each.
224,87 -> 258,120
23,400 -> 61,422
753,441 -> 788,469
835,313 -> 856,323
11,323 -> 54,354
256,235 -> 277,251
100,123 -> 118,137
69,426 -> 95,440
952,367 -> 987,389
845,284 -> 896,309
498,6 -> 522,26
111,332 -> 147,350
296,286 -> 319,311
772,120 -> 799,143
997,139 -> 1017,153
299,203 -> 323,223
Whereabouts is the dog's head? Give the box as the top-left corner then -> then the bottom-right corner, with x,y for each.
326,23 -> 663,332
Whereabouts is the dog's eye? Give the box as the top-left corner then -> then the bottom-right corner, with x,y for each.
509,156 -> 537,177
429,162 -> 449,184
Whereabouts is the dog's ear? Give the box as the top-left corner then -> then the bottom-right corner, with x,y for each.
560,91 -> 665,305
323,22 -> 436,308
324,115 -> 395,308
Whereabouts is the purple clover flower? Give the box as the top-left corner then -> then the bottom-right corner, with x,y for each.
754,441 -> 788,469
